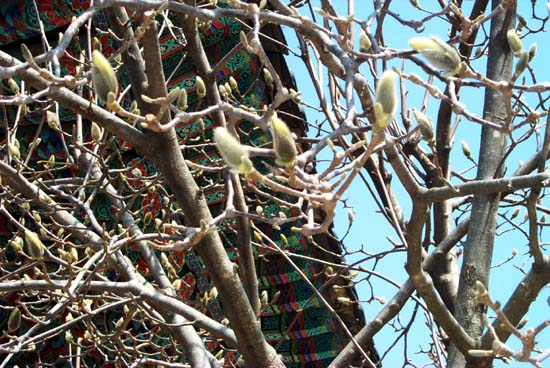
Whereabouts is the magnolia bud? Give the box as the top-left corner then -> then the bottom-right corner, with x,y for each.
195,76 -> 206,99
359,28 -> 371,52
413,109 -> 434,143
528,43 -> 537,62
271,114 -> 297,167
209,287 -> 218,300
9,236 -> 24,255
461,140 -> 471,159
280,234 -> 288,248
506,29 -> 523,56
24,230 -> 44,261
473,280 -> 487,299
176,88 -> 187,111
91,122 -> 102,142
239,30 -> 249,49
92,36 -> 102,52
374,70 -> 397,127
8,143 -> 20,160
8,307 -> 21,333
270,290 -> 281,305
260,290 -> 268,306
263,68 -> 273,89
409,36 -> 461,74
213,127 -> 254,174
91,50 -> 118,104
20,43 -> 34,65
129,100 -> 140,115
218,84 -> 228,98
513,51 -> 529,79
165,87 -> 180,105
47,111 -> 59,129
229,76 -> 238,91
65,330 -> 73,344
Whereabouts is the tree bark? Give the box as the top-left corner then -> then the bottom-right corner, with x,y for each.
448,1 -> 515,367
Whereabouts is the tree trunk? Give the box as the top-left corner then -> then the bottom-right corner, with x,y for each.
448,1 -> 515,367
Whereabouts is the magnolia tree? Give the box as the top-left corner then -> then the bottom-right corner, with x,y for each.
1,0 -> 550,367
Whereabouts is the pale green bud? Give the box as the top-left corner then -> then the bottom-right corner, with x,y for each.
260,290 -> 268,306
7,77 -> 20,95
91,50 -> 118,103
270,291 -> 281,305
413,109 -> 434,143
263,68 -> 273,89
506,29 -> 523,56
280,234 -> 288,248
239,31 -> 249,49
513,51 -> 529,79
271,114 -> 297,167
374,70 -> 397,127
9,236 -> 24,255
91,122 -> 102,141
359,28 -> 371,52
47,111 -> 59,129
218,84 -> 228,98
177,88 -> 188,111
92,36 -> 102,52
8,143 -> 20,160
65,330 -> 73,344
409,36 -> 461,74
8,307 -> 21,333
209,286 -> 218,300
473,280 -> 487,299
24,230 -> 44,261
461,140 -> 471,159
195,76 -> 206,99
516,318 -> 528,329
20,43 -> 34,65
229,76 -> 238,91
166,87 -> 180,104
213,127 -> 254,174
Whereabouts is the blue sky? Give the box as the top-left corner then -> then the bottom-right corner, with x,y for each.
283,1 -> 550,366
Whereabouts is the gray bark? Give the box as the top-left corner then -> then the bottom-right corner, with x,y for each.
448,1 -> 515,367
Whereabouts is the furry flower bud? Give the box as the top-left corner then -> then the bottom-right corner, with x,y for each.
229,76 -> 238,91
461,140 -> 472,159
91,50 -> 118,104
8,307 -> 21,333
24,230 -> 44,261
359,28 -> 371,52
528,43 -> 537,62
91,122 -> 102,142
413,109 -> 434,143
506,29 -> 523,56
9,236 -> 24,255
374,70 -> 397,127
409,36 -> 461,74
513,51 -> 529,79
177,88 -> 188,111
271,114 -> 297,167
213,127 -> 254,174
195,76 -> 206,99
